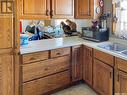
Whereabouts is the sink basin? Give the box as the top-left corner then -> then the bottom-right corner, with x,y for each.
121,50 -> 127,55
98,43 -> 127,52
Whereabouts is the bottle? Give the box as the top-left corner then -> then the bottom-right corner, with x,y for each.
20,34 -> 29,46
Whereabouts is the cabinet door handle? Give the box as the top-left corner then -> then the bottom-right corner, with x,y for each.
50,10 -> 54,16
46,10 -> 50,16
30,57 -> 36,61
117,73 -> 119,82
74,53 -> 77,79
110,72 -> 112,79
56,52 -> 61,55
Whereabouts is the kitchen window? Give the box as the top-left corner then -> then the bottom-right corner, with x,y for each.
113,0 -> 127,40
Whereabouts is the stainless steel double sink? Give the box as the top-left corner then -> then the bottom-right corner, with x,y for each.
97,42 -> 127,56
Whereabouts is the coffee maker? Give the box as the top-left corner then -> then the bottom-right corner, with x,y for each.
99,13 -> 111,29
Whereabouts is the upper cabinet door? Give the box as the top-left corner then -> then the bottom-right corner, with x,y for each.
0,16 -> 13,49
75,0 -> 94,19
52,0 -> 74,18
20,0 -> 50,19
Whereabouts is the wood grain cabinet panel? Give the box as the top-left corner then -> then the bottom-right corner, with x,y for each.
115,58 -> 127,94
93,58 -> 113,95
71,45 -> 82,82
116,71 -> 127,94
18,0 -> 74,19
83,46 -> 93,86
75,0 -> 94,19
22,56 -> 70,82
94,49 -> 114,66
20,0 -> 50,19
0,16 -> 13,49
0,54 -> 14,95
22,51 -> 49,64
116,58 -> 127,73
22,70 -> 70,95
51,0 -> 74,18
50,47 -> 70,58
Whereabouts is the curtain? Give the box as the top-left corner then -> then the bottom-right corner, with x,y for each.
113,0 -> 127,39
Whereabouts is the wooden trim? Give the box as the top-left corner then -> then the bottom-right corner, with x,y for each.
116,58 -> 127,73
93,49 -> 114,66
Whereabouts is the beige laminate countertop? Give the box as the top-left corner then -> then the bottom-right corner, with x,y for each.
20,36 -> 127,61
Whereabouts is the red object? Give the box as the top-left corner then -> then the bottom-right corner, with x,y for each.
20,21 -> 22,33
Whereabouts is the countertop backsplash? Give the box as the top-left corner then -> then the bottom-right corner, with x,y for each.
21,19 -> 92,33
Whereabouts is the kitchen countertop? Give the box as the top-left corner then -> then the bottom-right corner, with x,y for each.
20,36 -> 127,61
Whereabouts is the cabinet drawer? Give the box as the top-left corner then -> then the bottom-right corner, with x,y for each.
22,55 -> 70,82
116,58 -> 127,73
22,51 -> 49,64
50,47 -> 70,58
22,70 -> 70,95
94,49 -> 114,66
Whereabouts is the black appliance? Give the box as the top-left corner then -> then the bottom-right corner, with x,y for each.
82,27 -> 109,42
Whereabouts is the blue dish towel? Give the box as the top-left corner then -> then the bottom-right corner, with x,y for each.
29,33 -> 41,41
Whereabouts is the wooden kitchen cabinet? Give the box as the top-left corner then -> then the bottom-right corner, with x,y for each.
115,58 -> 127,94
71,45 -> 82,82
0,54 -> 14,95
51,0 -> 74,18
94,49 -> 114,66
19,0 -> 74,19
74,0 -> 94,19
83,46 -> 93,86
116,71 -> 127,94
22,70 -> 70,95
21,47 -> 71,95
116,58 -> 127,73
0,16 -> 13,49
19,0 -> 50,19
50,47 -> 70,58
93,58 -> 113,95
22,55 -> 70,82
22,51 -> 49,64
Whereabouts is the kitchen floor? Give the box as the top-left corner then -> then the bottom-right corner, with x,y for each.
52,84 -> 97,95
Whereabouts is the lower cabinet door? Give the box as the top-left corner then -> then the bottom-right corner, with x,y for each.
83,46 -> 93,86
0,54 -> 14,95
22,70 -> 70,95
93,59 -> 113,95
116,71 -> 127,94
71,45 -> 82,82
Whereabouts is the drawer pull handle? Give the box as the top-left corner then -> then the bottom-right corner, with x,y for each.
50,10 -> 54,16
56,52 -> 61,55
30,57 -> 36,61
117,73 -> 119,82
110,72 -> 112,79
46,10 -> 50,16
